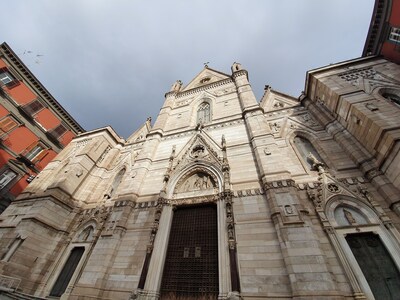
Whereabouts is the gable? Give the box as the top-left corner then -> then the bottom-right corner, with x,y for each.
181,67 -> 231,92
260,89 -> 299,112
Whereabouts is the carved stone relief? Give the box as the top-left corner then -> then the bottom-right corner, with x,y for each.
177,172 -> 216,193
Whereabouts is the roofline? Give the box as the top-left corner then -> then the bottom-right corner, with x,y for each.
0,42 -> 85,134
304,55 -> 380,96
362,0 -> 392,56
75,126 -> 123,144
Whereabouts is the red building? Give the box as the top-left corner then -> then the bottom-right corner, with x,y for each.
0,42 -> 84,212
363,0 -> 400,63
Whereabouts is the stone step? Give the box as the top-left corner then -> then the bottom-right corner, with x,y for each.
0,290 -> 47,300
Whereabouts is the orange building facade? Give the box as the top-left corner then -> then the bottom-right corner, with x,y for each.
363,0 -> 400,63
0,42 -> 84,212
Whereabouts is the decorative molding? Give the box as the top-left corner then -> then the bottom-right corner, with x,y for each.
169,194 -> 220,206
233,188 -> 264,197
365,168 -> 383,181
338,67 -> 400,94
74,205 -> 113,236
171,134 -> 223,176
172,78 -> 234,99
264,179 -> 295,190
232,70 -> 248,79
75,138 -> 91,149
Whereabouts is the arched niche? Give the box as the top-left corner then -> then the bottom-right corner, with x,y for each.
288,130 -> 328,172
108,167 -> 126,198
326,196 -> 378,227
74,224 -> 96,243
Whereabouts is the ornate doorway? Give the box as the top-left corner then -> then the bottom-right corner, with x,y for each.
346,233 -> 400,299
160,204 -> 219,299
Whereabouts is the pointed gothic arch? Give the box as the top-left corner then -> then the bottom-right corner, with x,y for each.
197,101 -> 211,124
189,94 -> 215,126
44,221 -> 100,297
140,156 -> 237,297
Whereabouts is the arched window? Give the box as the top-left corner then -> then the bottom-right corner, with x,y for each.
109,168 -> 126,198
382,92 -> 400,106
293,136 -> 324,170
197,102 -> 211,124
379,88 -> 400,107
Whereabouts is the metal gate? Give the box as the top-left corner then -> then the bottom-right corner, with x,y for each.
161,204 -> 218,299
346,232 -> 400,299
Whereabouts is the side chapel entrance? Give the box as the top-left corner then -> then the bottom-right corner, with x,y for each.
50,247 -> 85,297
346,233 -> 400,299
160,204 -> 219,299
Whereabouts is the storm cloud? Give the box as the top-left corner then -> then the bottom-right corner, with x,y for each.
2,0 -> 374,137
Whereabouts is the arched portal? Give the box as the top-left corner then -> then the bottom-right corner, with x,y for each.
140,164 -> 235,299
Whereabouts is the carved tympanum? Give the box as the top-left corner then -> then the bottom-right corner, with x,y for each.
178,172 -> 216,193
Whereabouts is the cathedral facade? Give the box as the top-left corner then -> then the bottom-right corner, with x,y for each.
0,58 -> 400,300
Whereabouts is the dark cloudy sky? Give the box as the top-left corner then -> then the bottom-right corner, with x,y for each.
2,0 -> 374,138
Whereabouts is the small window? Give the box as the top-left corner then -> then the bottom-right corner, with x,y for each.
22,99 -> 44,115
197,102 -> 211,124
0,71 -> 13,85
0,116 -> 18,135
389,27 -> 400,44
0,169 -> 17,190
200,77 -> 211,84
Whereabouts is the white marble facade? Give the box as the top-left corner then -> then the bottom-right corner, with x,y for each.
1,58 -> 400,300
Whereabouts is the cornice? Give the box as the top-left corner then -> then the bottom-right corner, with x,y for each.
0,42 -> 84,134
167,78 -> 234,99
232,69 -> 248,79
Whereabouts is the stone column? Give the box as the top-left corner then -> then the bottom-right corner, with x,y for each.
217,199 -> 231,298
139,205 -> 173,300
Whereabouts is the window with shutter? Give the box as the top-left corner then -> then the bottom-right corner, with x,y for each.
0,116 -> 18,136
22,141 -> 47,163
25,145 -> 44,161
50,124 -> 67,139
21,99 -> 44,115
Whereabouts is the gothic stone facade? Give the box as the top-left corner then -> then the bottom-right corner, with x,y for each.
0,58 -> 400,300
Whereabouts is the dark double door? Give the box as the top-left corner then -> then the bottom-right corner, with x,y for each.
161,204 -> 219,299
346,233 -> 400,299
